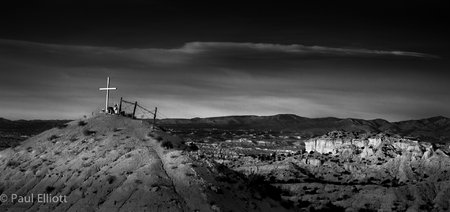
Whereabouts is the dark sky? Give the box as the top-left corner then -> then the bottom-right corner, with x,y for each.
1,1 -> 449,121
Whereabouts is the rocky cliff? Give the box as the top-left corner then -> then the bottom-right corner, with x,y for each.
212,130 -> 450,211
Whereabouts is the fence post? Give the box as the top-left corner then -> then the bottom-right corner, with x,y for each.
119,97 -> 122,115
153,107 -> 158,127
132,101 -> 137,119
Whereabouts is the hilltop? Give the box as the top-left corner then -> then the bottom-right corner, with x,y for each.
0,115 -> 289,212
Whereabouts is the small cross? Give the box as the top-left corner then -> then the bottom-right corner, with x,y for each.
99,77 -> 117,112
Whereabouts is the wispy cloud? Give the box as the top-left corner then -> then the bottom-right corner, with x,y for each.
0,39 -> 439,63
179,42 -> 440,59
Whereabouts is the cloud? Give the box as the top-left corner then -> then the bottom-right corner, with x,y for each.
0,39 -> 439,65
178,41 -> 440,59
0,39 -> 447,121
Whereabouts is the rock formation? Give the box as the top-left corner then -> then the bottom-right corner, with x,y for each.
187,129 -> 450,211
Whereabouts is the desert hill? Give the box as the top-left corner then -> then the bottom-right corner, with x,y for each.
158,114 -> 450,142
0,115 -> 289,212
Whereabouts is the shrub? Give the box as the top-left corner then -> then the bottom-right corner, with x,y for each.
246,174 -> 283,201
406,194 -> 414,201
9,142 -> 20,148
48,135 -> 58,141
107,175 -> 117,184
82,162 -> 92,167
82,129 -> 96,136
6,160 -> 21,168
78,121 -> 87,126
161,141 -> 173,149
155,135 -> 163,142
179,142 -> 199,152
215,174 -> 236,184
45,186 -> 56,193
57,124 -> 68,129
187,143 -> 199,151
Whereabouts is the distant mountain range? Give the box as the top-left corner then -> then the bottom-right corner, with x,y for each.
0,117 -> 71,149
1,115 -> 449,144
157,114 -> 450,143
0,117 -> 71,134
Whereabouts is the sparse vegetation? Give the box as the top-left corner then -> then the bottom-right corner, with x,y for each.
45,186 -> 56,193
48,135 -> 59,141
155,135 -> 163,142
161,140 -> 173,149
9,141 -> 20,148
180,143 -> 199,152
6,160 -> 21,168
82,162 -> 92,167
82,129 -> 96,136
57,123 -> 68,129
246,174 -> 283,201
107,175 -> 117,184
98,197 -> 106,206
124,146 -> 135,152
406,194 -> 414,201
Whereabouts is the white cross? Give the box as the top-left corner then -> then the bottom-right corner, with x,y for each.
99,77 -> 117,112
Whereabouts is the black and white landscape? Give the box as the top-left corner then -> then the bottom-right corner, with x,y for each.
1,1 -> 449,211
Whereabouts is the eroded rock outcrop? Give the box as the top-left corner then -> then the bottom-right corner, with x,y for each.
220,130 -> 450,211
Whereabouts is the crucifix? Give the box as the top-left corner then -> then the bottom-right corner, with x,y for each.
99,77 -> 117,112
